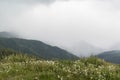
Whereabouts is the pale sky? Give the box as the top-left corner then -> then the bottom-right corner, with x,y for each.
0,0 -> 120,49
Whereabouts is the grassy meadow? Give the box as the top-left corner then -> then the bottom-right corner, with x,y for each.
0,53 -> 120,80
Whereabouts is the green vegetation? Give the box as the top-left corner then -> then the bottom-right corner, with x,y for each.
0,49 -> 120,80
97,50 -> 120,64
0,38 -> 78,60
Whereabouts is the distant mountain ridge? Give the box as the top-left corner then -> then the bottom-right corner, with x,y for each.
0,32 -> 19,38
97,50 -> 120,64
0,37 -> 78,60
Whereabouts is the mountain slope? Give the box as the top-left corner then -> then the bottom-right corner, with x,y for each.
97,50 -> 120,64
0,32 -> 18,38
0,38 -> 78,60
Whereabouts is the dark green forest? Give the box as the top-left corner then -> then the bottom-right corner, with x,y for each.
0,38 -> 78,60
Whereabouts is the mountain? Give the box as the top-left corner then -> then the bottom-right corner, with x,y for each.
0,32 -> 19,38
66,41 -> 104,57
97,50 -> 120,64
0,37 -> 78,60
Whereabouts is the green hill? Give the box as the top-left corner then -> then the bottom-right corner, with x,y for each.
0,38 -> 78,60
0,49 -> 120,80
97,50 -> 120,64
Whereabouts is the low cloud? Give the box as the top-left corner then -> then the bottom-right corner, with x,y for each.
0,0 -> 56,4
1,0 -> 120,50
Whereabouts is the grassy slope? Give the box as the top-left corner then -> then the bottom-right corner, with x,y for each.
0,54 -> 120,80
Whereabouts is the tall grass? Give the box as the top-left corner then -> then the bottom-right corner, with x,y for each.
0,54 -> 120,80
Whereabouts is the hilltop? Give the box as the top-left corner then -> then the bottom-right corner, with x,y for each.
0,31 -> 19,38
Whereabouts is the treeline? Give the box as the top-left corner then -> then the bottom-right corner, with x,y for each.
0,49 -> 16,59
0,49 -> 36,60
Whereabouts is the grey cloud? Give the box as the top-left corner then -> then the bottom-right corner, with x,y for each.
0,0 -> 56,26
1,0 -> 120,56
0,0 -> 56,5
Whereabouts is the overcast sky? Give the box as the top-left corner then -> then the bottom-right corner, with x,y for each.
0,0 -> 120,49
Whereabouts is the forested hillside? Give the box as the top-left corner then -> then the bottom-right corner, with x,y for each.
97,50 -> 120,64
0,38 -> 78,60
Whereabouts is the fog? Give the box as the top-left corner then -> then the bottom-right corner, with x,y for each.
0,0 -> 120,51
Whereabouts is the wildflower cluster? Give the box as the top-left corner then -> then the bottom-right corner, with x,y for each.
0,55 -> 120,80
